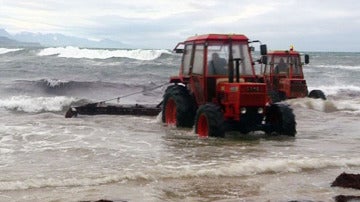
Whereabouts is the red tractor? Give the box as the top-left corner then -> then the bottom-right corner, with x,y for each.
259,47 -> 326,102
161,34 -> 296,138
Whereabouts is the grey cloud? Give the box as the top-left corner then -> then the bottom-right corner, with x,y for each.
0,0 -> 359,51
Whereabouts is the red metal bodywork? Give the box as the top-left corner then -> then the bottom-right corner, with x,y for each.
216,82 -> 267,120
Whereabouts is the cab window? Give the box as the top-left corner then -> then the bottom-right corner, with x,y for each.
192,45 -> 204,75
291,56 -> 302,75
182,44 -> 192,75
231,43 -> 253,75
274,56 -> 288,74
207,45 -> 228,75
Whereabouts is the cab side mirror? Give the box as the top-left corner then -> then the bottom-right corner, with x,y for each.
174,48 -> 184,54
173,42 -> 185,54
304,54 -> 310,64
260,44 -> 267,56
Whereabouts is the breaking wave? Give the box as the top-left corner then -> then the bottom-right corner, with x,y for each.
0,95 -> 77,113
1,156 -> 359,191
30,79 -> 122,90
312,64 -> 360,71
0,47 -> 22,55
309,85 -> 360,96
37,46 -> 172,60
11,79 -> 164,96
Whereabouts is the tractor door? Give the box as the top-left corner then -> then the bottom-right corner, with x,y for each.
188,44 -> 206,105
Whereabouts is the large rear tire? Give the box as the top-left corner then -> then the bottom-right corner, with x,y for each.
265,103 -> 296,136
162,85 -> 196,128
195,104 -> 225,138
308,89 -> 326,100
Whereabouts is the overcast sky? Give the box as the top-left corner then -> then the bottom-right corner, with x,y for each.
0,0 -> 359,51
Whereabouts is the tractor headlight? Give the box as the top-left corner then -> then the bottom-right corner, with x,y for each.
257,107 -> 264,114
240,107 -> 247,114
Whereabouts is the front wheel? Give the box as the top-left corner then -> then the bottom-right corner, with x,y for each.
308,89 -> 326,100
265,103 -> 296,136
194,104 -> 225,138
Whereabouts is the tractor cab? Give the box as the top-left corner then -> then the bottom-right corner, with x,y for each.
171,34 -> 267,105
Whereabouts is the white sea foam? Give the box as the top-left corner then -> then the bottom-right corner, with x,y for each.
309,85 -> 360,96
1,156 -> 359,190
287,97 -> 360,114
191,157 -> 360,177
313,64 -> 360,71
0,48 -> 22,55
0,96 -> 77,113
41,78 -> 67,87
38,46 -> 171,60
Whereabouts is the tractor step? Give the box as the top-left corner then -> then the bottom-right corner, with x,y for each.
65,103 -> 162,118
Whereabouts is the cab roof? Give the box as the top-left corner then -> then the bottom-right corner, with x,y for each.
267,50 -> 300,56
185,34 -> 249,43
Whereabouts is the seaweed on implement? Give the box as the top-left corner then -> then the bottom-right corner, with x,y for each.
65,102 -> 162,118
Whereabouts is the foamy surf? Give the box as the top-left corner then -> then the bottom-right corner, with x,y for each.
37,46 -> 171,60
40,78 -> 67,87
191,156 -> 360,177
0,95 -> 77,113
309,85 -> 360,96
0,48 -> 22,55
1,156 -> 359,191
312,64 -> 360,71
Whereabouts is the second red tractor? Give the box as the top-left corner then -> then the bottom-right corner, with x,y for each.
259,47 -> 326,103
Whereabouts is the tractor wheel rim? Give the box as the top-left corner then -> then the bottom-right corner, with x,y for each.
197,114 -> 208,138
165,98 -> 176,125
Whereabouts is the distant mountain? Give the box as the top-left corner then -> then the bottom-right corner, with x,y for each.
0,28 -> 129,49
0,28 -> 41,47
0,28 -> 12,38
0,36 -> 41,47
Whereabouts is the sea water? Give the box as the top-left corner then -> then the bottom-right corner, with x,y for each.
0,47 -> 360,201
